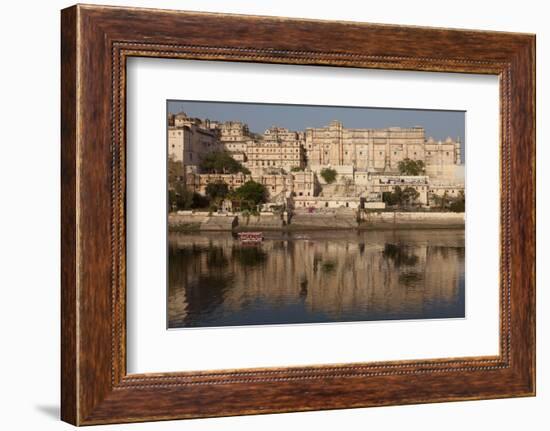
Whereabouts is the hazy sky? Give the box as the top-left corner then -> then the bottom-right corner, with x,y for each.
168,100 -> 465,157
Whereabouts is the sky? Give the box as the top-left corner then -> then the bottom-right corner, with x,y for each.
168,100 -> 465,159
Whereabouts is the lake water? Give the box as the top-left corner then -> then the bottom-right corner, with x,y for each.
168,229 -> 465,328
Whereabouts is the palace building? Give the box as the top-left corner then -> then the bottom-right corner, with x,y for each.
168,111 -> 464,208
169,112 -> 461,176
304,120 -> 461,172
168,113 -> 221,175
246,127 -> 306,172
185,170 -> 317,202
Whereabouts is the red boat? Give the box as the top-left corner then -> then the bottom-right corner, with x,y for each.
237,232 -> 264,243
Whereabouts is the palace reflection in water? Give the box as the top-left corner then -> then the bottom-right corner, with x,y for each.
168,230 -> 465,328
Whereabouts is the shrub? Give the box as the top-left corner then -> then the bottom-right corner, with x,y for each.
199,151 -> 250,174
382,186 -> 419,208
320,168 -> 337,184
397,158 -> 426,176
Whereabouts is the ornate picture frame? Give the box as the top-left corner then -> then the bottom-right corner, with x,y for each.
61,4 -> 535,425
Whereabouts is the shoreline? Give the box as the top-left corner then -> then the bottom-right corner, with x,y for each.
169,225 -> 465,233
168,211 -> 465,233
240,223 -> 465,232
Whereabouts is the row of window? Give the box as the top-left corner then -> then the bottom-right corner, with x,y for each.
254,160 -> 301,166
249,148 -> 301,153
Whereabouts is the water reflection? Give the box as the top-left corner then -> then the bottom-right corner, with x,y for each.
168,229 -> 465,328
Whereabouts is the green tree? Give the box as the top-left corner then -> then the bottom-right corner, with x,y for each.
449,200 -> 465,212
432,191 -> 449,210
199,151 -> 250,174
397,158 -> 426,176
291,166 -> 303,172
191,192 -> 210,209
232,180 -> 267,211
449,190 -> 465,212
320,168 -> 337,184
382,185 -> 419,208
401,187 -> 420,207
205,181 -> 229,201
382,191 -> 395,206
382,185 -> 403,207
168,181 -> 212,211
430,190 -> 464,212
168,182 -> 195,211
167,155 -> 184,185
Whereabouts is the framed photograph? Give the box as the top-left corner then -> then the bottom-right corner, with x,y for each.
61,4 -> 536,425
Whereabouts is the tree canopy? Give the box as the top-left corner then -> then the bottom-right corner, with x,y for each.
199,151 -> 250,174
320,168 -> 337,184
231,180 -> 267,210
401,187 -> 420,206
205,181 -> 229,201
397,158 -> 426,176
168,183 -> 193,211
168,183 -> 209,211
382,186 -> 419,208
432,190 -> 465,212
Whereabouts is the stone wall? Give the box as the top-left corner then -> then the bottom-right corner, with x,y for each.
168,210 -> 464,231
360,211 -> 464,227
291,211 -> 358,229
237,213 -> 284,230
